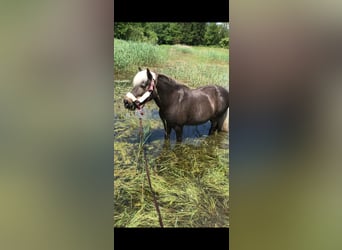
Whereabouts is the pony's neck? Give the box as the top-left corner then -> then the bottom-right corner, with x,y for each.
153,75 -> 186,108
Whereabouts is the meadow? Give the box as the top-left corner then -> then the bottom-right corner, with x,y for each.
114,39 -> 229,227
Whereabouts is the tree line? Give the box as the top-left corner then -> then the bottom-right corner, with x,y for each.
114,22 -> 229,48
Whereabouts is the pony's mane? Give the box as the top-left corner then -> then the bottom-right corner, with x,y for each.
157,74 -> 190,89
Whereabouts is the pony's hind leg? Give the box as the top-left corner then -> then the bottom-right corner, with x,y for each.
217,109 -> 229,132
165,124 -> 171,140
209,120 -> 218,135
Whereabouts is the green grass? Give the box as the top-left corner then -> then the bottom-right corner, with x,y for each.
114,40 -> 229,227
193,46 -> 229,63
172,44 -> 194,54
156,45 -> 229,87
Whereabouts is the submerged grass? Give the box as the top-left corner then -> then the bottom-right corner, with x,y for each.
114,135 -> 229,227
114,41 -> 229,227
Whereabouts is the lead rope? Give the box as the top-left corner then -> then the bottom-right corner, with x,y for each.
138,113 -> 164,228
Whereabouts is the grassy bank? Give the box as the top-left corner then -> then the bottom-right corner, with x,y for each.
114,39 -> 229,87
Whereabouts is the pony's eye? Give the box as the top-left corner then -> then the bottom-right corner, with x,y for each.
141,83 -> 147,88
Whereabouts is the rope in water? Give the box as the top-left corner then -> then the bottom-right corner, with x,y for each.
138,115 -> 164,228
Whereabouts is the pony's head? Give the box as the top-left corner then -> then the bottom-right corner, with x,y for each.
123,68 -> 156,110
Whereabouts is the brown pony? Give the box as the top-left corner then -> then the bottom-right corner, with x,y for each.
123,68 -> 229,142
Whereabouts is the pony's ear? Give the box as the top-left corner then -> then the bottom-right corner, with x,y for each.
138,67 -> 142,71
146,68 -> 153,80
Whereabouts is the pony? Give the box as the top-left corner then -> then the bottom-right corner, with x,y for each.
123,68 -> 229,142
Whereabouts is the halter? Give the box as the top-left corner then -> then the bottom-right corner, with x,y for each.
125,79 -> 156,110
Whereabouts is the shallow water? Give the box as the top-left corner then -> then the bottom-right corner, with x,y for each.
114,80 -> 229,227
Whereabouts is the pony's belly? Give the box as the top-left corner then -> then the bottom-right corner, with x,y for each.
186,109 -> 216,124
162,109 -> 213,126
177,115 -> 212,126
186,116 -> 211,125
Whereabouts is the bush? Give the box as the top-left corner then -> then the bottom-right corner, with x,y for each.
219,37 -> 229,48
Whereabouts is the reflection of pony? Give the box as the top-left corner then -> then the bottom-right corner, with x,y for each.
124,68 -> 229,142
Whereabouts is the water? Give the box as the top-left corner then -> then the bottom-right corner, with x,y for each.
114,80 -> 229,227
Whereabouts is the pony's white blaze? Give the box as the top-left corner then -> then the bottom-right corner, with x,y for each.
125,90 -> 152,103
132,70 -> 156,86
125,92 -> 137,102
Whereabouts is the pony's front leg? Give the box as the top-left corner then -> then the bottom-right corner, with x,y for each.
174,125 -> 183,142
159,113 -> 171,140
165,125 -> 171,140
163,120 -> 171,140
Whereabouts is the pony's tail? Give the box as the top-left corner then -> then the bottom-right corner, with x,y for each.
219,108 -> 229,132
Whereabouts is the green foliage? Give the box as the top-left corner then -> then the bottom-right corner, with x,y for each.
219,37 -> 229,48
204,23 -> 228,46
114,22 -> 228,47
177,23 -> 206,45
114,23 -> 158,44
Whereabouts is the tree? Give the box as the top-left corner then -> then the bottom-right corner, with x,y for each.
204,23 -> 221,46
114,22 -> 229,47
179,23 -> 206,45
114,22 -> 158,44
114,22 -> 132,40
147,23 -> 172,44
190,23 -> 207,45
219,37 -> 229,48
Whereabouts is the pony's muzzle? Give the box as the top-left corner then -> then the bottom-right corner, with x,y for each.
123,97 -> 136,110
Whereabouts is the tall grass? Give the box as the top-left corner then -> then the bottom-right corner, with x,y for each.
157,44 -> 229,87
194,47 -> 229,63
114,39 -> 166,73
161,63 -> 228,87
114,40 -> 229,87
172,44 -> 194,54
